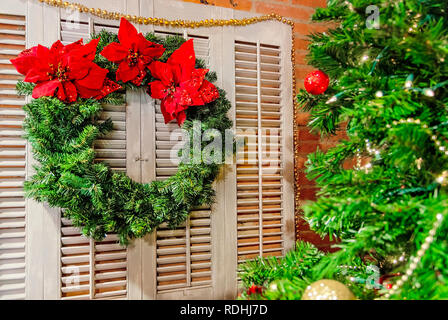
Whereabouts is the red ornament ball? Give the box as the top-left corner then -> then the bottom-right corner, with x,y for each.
304,70 -> 330,95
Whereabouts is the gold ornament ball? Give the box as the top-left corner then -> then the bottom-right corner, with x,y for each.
302,280 -> 355,300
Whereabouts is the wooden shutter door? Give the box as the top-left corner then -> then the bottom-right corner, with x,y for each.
136,1 -> 294,299
134,0 -> 228,300
153,30 -> 213,299
222,15 -> 295,295
58,11 -> 129,300
21,0 -> 139,299
0,0 -> 27,300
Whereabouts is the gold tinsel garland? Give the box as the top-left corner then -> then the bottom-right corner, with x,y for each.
35,0 -> 304,237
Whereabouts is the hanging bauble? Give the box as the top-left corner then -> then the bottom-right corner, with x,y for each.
301,279 -> 355,300
304,70 -> 329,95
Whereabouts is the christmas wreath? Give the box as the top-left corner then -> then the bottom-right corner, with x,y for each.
12,18 -> 232,243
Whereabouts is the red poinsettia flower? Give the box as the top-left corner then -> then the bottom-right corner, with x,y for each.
147,39 -> 219,125
11,38 -> 121,103
100,18 -> 165,85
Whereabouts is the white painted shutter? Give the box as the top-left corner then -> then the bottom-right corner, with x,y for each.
59,14 -> 128,300
152,29 -> 213,297
142,1 -> 294,299
0,5 -> 27,300
221,13 -> 295,291
234,40 -> 286,264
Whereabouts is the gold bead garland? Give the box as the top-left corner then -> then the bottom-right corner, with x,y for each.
35,0 -> 304,231
384,213 -> 444,299
362,117 -> 448,297
362,118 -> 448,180
383,119 -> 447,297
386,117 -> 448,158
37,0 -> 295,28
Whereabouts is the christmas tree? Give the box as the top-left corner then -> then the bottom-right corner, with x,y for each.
240,0 -> 448,300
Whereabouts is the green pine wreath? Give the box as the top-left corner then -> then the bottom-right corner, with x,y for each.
15,24 -> 233,244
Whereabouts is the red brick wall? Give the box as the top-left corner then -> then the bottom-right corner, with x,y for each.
179,0 -> 336,251
296,123 -> 346,252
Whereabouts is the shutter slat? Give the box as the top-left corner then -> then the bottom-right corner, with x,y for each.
0,230 -> 25,239
60,245 -> 90,255
157,229 -> 186,238
157,255 -> 186,265
0,262 -> 25,270
61,284 -> 90,293
0,282 -> 25,292
157,282 -> 186,291
157,273 -> 186,282
0,241 -> 24,250
0,251 -> 25,263
157,246 -> 186,255
95,252 -> 126,262
99,111 -> 125,121
190,253 -> 211,261
191,279 -> 211,286
0,98 -> 24,105
191,270 -> 211,278
0,292 -> 24,300
94,261 -> 127,271
61,265 -> 89,274
94,140 -> 126,149
94,271 -> 126,280
190,245 -> 211,253
61,235 -> 89,245
94,280 -> 126,289
61,254 -> 89,265
190,228 -> 210,236
0,221 -> 25,229
61,274 -> 89,284
156,264 -> 186,273
61,226 -> 82,236
61,294 -> 90,300
94,289 -> 126,299
0,272 -> 25,281
155,236 -> 184,247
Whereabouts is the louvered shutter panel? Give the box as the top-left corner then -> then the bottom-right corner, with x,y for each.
59,14 -> 127,300
0,9 -> 26,300
223,17 -> 295,292
152,30 -> 213,297
235,40 -> 286,264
